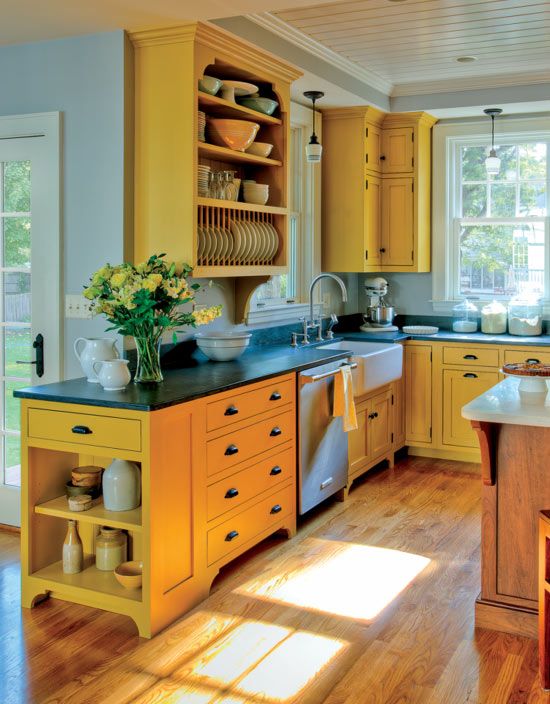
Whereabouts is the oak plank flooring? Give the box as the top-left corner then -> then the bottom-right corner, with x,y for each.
2,457 -> 550,703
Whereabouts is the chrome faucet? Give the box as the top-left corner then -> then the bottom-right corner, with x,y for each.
291,273 -> 348,346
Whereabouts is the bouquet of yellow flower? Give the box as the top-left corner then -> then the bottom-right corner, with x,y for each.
84,254 -> 222,383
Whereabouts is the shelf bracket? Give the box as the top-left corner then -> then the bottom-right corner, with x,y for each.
471,420 -> 496,486
235,276 -> 270,324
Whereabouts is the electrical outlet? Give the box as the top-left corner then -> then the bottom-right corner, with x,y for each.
65,294 -> 93,319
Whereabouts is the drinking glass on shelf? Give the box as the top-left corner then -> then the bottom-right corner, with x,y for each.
222,171 -> 238,201
209,172 -> 226,200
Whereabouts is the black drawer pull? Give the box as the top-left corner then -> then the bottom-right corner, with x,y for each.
270,392 -> 282,401
270,504 -> 282,514
526,358 -> 540,364
464,373 -> 478,378
463,354 -> 478,360
224,488 -> 239,499
270,466 -> 282,476
224,444 -> 239,456
224,405 -> 239,416
225,530 -> 239,542
270,427 -> 282,437
71,425 -> 92,435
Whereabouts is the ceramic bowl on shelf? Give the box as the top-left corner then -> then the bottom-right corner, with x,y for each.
195,331 -> 252,362
243,183 -> 269,205
198,75 -> 222,95
220,80 -> 258,103
65,480 -> 101,500
207,119 -> 260,152
245,142 -> 274,158
239,97 -> 279,116
114,561 -> 143,589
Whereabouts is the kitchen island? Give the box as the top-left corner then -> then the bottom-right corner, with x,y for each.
463,378 -> 550,638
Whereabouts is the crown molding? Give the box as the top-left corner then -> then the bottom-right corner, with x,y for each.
245,12 -> 393,96
392,70 -> 550,97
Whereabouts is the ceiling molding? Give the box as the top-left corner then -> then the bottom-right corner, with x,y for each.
392,69 -> 550,97
245,12 -> 393,96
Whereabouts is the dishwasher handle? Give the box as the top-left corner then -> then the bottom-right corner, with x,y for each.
301,362 -> 357,385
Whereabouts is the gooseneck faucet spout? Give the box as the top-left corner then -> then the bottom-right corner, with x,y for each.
309,273 -> 348,325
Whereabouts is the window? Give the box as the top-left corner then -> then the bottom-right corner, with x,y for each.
432,117 -> 550,311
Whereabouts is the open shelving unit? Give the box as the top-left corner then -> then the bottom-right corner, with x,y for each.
35,496 -> 142,532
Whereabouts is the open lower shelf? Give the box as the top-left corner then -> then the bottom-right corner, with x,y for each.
197,197 -> 287,215
31,556 -> 142,602
35,496 -> 142,532
198,142 -> 282,167
198,92 -> 282,126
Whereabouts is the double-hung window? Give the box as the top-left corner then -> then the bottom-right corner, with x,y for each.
432,117 -> 550,310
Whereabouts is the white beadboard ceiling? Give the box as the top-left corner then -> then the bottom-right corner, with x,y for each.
271,0 -> 550,94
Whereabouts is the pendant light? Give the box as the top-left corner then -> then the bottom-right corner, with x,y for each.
304,91 -> 324,163
484,108 -> 503,176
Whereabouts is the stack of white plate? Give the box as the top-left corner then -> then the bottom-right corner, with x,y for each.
243,182 -> 269,205
198,111 -> 206,142
198,165 -> 211,198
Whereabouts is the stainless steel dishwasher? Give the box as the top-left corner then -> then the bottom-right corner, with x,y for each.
298,357 -> 354,514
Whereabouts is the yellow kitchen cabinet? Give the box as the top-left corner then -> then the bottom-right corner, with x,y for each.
21,373 -> 296,638
405,343 -> 432,445
442,368 -> 500,448
348,385 -> 394,488
381,177 -> 414,267
381,126 -> 414,174
322,108 -> 436,273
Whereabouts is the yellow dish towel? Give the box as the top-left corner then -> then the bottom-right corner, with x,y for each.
333,366 -> 358,432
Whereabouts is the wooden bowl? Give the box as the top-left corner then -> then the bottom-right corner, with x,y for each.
114,561 -> 143,589
71,465 -> 103,487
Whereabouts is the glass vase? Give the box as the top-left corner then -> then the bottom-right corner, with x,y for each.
134,336 -> 163,383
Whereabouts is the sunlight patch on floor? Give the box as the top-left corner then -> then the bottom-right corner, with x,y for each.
238,540 -> 431,621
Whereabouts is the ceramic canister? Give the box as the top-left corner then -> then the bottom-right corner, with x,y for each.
74,337 -> 119,383
92,359 -> 131,391
102,459 -> 141,511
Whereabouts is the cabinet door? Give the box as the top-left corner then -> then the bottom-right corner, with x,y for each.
381,127 -> 414,174
405,345 -> 432,444
370,389 -> 392,458
365,123 -> 382,173
348,398 -> 370,477
392,376 -> 405,448
442,369 -> 500,448
381,177 -> 414,267
364,175 -> 382,267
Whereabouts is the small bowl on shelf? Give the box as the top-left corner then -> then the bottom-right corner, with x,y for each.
207,119 -> 260,152
65,480 -> 101,500
114,561 -> 143,589
198,75 -> 222,95
245,142 -> 274,158
238,97 -> 279,116
243,183 -> 269,205
195,332 -> 252,362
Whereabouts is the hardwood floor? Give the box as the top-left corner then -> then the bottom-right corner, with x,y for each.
2,456 -> 550,704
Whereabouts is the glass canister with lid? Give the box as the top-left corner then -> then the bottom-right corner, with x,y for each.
452,299 -> 478,333
508,295 -> 543,336
481,300 -> 507,334
95,526 -> 128,571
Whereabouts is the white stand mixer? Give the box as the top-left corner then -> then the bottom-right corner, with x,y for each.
360,277 -> 399,332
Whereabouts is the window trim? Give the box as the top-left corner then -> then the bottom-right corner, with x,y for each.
432,116 -> 550,313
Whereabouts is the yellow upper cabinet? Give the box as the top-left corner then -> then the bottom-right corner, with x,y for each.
322,108 -> 437,273
129,22 -> 301,278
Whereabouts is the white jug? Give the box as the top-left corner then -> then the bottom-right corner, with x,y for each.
74,337 -> 119,383
93,359 -> 131,391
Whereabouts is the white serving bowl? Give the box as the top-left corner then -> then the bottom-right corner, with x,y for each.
195,332 -> 252,362
245,142 -> 274,158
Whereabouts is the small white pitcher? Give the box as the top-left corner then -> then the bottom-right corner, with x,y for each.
92,359 -> 131,391
74,337 -> 119,382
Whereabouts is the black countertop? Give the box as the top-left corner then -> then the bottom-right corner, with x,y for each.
14,344 -> 350,411
340,330 -> 550,346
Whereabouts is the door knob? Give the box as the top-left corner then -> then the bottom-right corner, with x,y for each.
16,333 -> 44,377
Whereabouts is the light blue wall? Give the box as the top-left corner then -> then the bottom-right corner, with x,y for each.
0,31 -> 128,378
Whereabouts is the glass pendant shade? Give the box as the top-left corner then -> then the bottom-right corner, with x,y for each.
306,139 -> 323,163
485,149 -> 501,176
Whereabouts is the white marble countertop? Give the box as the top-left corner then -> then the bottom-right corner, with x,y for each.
462,377 -> 550,427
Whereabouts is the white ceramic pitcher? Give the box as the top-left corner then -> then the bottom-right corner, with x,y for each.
74,337 -> 119,383
92,359 -> 131,391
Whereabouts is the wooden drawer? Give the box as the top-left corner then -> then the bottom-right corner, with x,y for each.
207,483 -> 294,566
207,446 -> 294,521
27,408 -> 141,452
442,346 -> 499,368
206,376 -> 294,432
207,410 -> 294,478
504,349 -> 550,366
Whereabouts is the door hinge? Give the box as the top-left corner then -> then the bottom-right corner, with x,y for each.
411,250 -> 414,261
429,427 -> 432,438
391,432 -> 394,442
391,394 -> 394,405
412,132 -> 414,142
412,182 -> 414,192
412,157 -> 414,167
365,249 -> 369,260
366,127 -> 369,137
366,154 -> 369,163
366,179 -> 369,189
430,351 -> 433,361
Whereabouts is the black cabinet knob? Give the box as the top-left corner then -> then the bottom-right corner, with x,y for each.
270,392 -> 282,401
71,425 -> 92,435
224,488 -> 239,499
380,155 -> 386,160
225,530 -> 239,542
270,466 -> 282,476
224,405 -> 239,416
270,504 -> 282,514
224,444 -> 239,456
270,427 -> 282,437
379,248 -> 386,253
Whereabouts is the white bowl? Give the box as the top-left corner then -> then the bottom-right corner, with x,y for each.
243,192 -> 269,205
195,332 -> 252,362
246,142 -> 274,158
